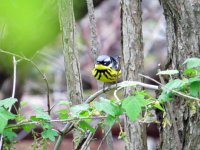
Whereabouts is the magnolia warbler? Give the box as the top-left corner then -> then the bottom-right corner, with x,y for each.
92,55 -> 121,82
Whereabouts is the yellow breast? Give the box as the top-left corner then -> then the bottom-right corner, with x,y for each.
92,64 -> 121,82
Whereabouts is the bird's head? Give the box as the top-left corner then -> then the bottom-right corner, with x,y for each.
96,55 -> 112,66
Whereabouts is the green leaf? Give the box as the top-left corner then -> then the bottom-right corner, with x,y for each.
41,122 -> 53,129
20,101 -> 28,107
157,70 -> 179,75
57,101 -> 70,106
33,106 -> 51,120
56,109 -> 69,119
94,98 -> 120,117
153,102 -> 165,111
79,121 -> 95,133
0,98 -> 17,109
79,110 -> 90,118
3,129 -> 17,141
41,129 -> 58,141
122,95 -> 146,122
183,68 -> 196,76
57,109 -> 69,115
15,114 -> 26,122
70,104 -> 89,117
183,58 -> 200,68
158,92 -> 173,102
189,78 -> 200,83
159,79 -> 187,102
104,115 -> 116,126
0,108 -> 16,133
164,79 -> 185,91
22,124 -> 36,132
189,82 -> 200,97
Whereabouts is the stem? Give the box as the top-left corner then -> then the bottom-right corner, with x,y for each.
11,56 -> 17,99
0,56 -> 17,149
6,116 -> 107,129
97,126 -> 112,150
0,49 -> 51,115
85,81 -> 159,103
139,74 -> 200,101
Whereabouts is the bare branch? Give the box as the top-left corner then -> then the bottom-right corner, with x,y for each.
85,81 -> 159,103
139,74 -> 200,101
5,116 -> 107,129
0,56 -> 17,149
11,56 -> 17,99
97,126 -> 112,150
0,49 -> 51,115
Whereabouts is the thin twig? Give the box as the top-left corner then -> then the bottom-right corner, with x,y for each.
80,128 -> 97,150
11,56 -> 17,99
0,49 -> 51,115
114,86 -> 124,103
139,74 -> 200,101
85,81 -> 159,103
97,126 -> 112,150
0,56 -> 17,149
6,116 -> 107,129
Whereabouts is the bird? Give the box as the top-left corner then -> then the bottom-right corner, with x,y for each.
92,55 -> 121,83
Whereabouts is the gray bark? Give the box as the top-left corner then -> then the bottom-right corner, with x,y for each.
160,0 -> 200,150
121,0 -> 147,149
86,0 -> 114,149
59,0 -> 83,105
55,0 -> 83,149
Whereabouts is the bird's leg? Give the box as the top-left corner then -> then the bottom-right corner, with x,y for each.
103,82 -> 106,92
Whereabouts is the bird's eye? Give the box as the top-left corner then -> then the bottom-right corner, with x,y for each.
103,61 -> 110,66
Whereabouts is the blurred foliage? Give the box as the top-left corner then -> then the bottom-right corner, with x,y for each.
0,0 -> 103,75
0,0 -> 59,73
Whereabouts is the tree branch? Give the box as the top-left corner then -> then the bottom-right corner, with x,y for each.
97,126 -> 112,150
85,81 -> 159,103
0,49 -> 51,115
0,56 -> 17,149
139,74 -> 200,101
5,116 -> 107,129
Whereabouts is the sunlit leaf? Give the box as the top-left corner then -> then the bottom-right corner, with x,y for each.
153,102 -> 165,111
104,115 -> 116,126
70,104 -> 89,117
22,124 -> 36,132
157,70 -> 179,75
57,101 -> 70,106
189,82 -> 200,97
0,108 -> 16,133
94,98 -> 122,117
79,121 -> 95,133
183,58 -> 200,68
32,106 -> 51,120
0,98 -> 17,109
3,129 -> 17,141
122,95 -> 146,122
41,129 -> 58,141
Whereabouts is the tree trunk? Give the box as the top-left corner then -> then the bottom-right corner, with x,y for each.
59,0 -> 83,105
121,0 -> 147,149
56,0 -> 84,149
160,0 -> 200,150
